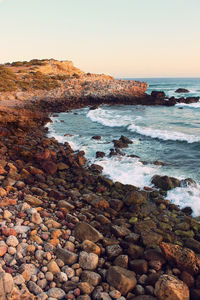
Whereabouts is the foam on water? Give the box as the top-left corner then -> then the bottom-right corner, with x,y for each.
94,156 -> 160,188
166,183 -> 200,217
176,101 -> 200,108
128,124 -> 200,143
87,107 -> 141,127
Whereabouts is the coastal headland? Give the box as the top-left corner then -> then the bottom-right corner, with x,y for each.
0,60 -> 200,299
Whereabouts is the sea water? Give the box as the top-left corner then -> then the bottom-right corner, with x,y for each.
47,78 -> 200,216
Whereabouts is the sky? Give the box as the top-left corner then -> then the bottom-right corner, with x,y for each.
0,0 -> 200,77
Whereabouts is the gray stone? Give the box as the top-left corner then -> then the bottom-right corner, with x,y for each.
79,251 -> 98,270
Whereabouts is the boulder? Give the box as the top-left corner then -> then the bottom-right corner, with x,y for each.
155,274 -> 189,300
160,242 -> 200,275
106,266 -> 137,295
124,190 -> 147,206
55,248 -> 78,265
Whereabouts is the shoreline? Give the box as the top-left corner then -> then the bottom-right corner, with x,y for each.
0,94 -> 200,299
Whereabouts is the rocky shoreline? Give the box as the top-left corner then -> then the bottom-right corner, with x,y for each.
0,94 -> 200,300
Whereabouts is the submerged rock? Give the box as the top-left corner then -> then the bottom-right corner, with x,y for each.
175,88 -> 190,93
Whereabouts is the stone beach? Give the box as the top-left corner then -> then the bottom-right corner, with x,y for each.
0,60 -> 200,299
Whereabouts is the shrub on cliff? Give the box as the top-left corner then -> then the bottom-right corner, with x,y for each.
0,66 -> 17,92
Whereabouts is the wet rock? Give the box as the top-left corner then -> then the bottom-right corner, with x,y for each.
106,266 -> 137,295
175,88 -> 189,93
124,190 -> 147,207
92,136 -> 101,140
160,242 -> 200,275
96,151 -> 105,158
74,222 -> 103,242
155,274 -> 189,300
151,175 -> 180,191
55,248 -> 78,265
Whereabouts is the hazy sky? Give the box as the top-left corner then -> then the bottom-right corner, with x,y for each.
0,0 -> 200,77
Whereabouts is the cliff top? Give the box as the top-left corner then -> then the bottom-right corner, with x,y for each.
0,59 -> 114,93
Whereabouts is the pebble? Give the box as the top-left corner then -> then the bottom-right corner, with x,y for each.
47,287 -> 66,299
6,235 -> 19,247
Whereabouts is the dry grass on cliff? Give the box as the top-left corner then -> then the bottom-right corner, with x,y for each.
0,65 -> 70,92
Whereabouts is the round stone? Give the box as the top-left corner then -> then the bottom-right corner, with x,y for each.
6,236 -> 19,247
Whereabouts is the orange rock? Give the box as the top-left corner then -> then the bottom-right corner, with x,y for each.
52,229 -> 62,239
0,198 -> 17,208
160,242 -> 200,275
2,228 -> 17,237
0,165 -> 6,175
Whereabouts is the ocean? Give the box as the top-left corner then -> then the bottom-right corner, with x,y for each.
47,78 -> 200,216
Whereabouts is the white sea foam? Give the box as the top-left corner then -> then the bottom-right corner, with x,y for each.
176,101 -> 200,108
87,108 -> 141,127
166,183 -> 200,217
95,156 -> 160,188
128,124 -> 200,143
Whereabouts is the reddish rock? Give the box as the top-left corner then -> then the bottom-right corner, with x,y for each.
41,160 -> 57,175
2,228 -> 17,237
0,127 -> 11,137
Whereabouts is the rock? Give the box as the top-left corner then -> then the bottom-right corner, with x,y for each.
151,91 -> 166,99
6,235 -> 19,247
106,266 -> 137,295
81,240 -> 101,256
96,151 -> 105,158
24,194 -> 42,206
184,238 -> 200,254
124,191 -> 147,207
114,255 -> 129,268
81,271 -> 101,286
175,88 -> 189,93
111,225 -> 131,237
58,200 -> 75,211
78,282 -> 94,294
0,269 -> 14,299
160,242 -> 200,275
31,212 -> 42,224
130,296 -> 156,300
141,231 -> 163,247
28,281 -> 43,295
74,222 -> 103,242
47,260 -> 60,274
92,136 -> 101,140
0,241 -> 8,256
55,248 -> 78,265
106,245 -> 123,259
151,175 -> 180,191
155,274 -> 189,300
129,259 -> 148,274
190,289 -> 200,300
19,263 -> 38,282
47,287 -> 66,299
79,251 -> 99,270
180,271 -> 194,288
41,160 -> 57,175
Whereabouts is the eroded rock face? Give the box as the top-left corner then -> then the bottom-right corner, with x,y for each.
155,274 -> 189,300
